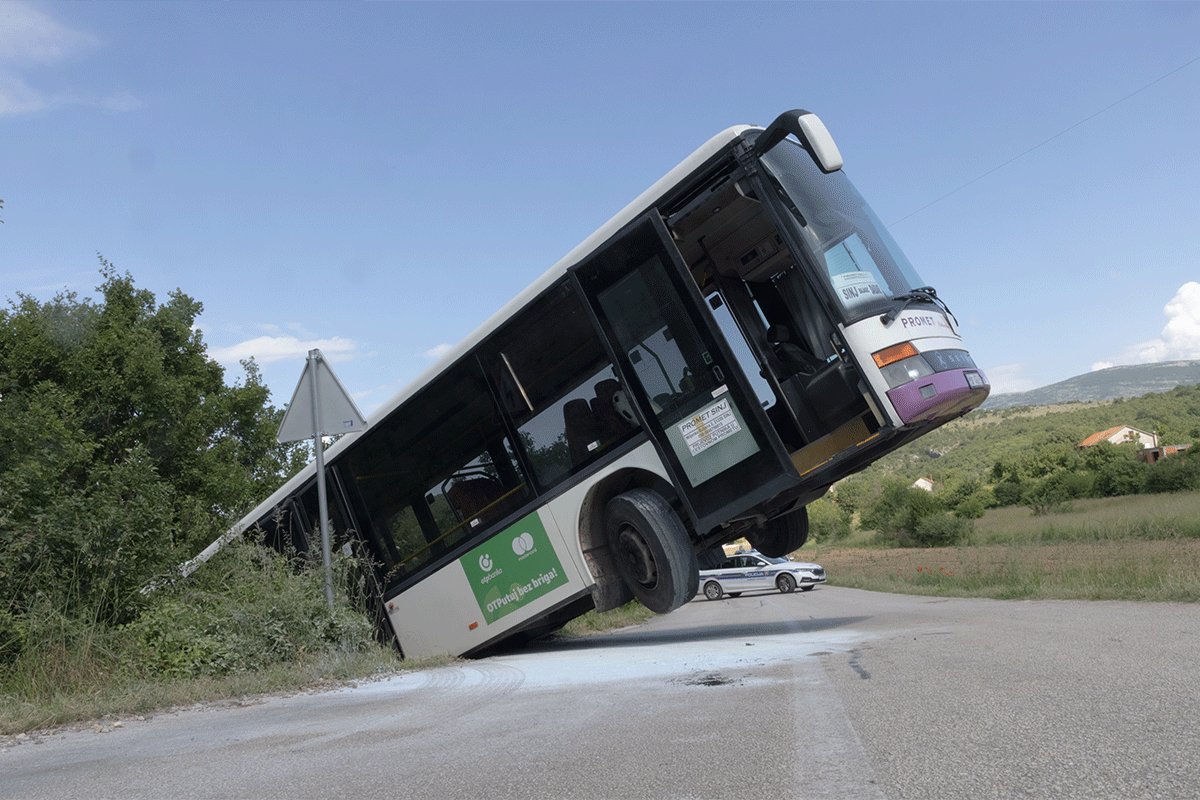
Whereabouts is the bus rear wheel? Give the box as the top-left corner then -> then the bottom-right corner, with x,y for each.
748,506 -> 809,558
605,489 -> 698,614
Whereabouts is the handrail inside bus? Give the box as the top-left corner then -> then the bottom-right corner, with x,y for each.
386,482 -> 530,580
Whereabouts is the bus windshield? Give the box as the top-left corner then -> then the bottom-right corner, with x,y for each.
760,140 -> 926,322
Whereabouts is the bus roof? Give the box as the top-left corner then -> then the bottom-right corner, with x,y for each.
230,123 -> 757,534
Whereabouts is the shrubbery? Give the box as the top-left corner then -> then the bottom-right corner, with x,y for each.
857,481 -> 971,547
0,267 -> 378,699
806,497 -> 851,542
119,541 -> 375,677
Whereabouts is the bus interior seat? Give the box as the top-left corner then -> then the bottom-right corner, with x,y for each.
766,324 -> 822,377
445,475 -> 505,526
591,379 -> 632,443
563,398 -> 601,466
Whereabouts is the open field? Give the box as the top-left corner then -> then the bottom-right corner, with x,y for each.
969,491 -> 1200,543
812,491 -> 1200,601
814,539 -> 1200,601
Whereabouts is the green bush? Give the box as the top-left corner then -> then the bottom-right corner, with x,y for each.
992,478 -> 1025,507
862,482 -> 949,546
0,268 -> 308,667
806,497 -> 852,542
954,494 -> 988,520
1144,452 -> 1200,494
118,540 -> 375,678
1091,447 -> 1149,497
1022,475 -> 1073,515
912,512 -> 971,547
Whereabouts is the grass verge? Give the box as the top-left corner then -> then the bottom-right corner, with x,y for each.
1,601 -> 650,736
558,600 -> 656,637
811,492 -> 1200,601
0,645 -> 422,737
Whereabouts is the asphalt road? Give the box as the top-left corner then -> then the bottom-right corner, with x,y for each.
3,587 -> 1197,799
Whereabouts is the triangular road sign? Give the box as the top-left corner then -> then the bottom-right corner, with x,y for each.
277,349 -> 368,443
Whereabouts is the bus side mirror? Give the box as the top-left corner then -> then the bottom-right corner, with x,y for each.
755,109 -> 844,173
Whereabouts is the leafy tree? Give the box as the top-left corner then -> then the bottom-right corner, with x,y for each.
0,265 -> 305,650
992,477 -> 1025,507
1089,445 -> 1148,498
1143,450 -> 1200,494
912,512 -> 971,547
806,497 -> 851,542
859,480 -> 963,546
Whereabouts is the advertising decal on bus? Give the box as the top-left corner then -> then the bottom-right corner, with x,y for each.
461,512 -> 569,624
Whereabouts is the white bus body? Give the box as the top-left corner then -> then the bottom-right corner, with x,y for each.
225,109 -> 989,658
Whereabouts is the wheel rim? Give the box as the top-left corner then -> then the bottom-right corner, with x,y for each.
615,524 -> 659,589
704,582 -> 720,600
778,574 -> 795,592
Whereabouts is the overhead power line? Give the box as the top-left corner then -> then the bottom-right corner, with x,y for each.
890,53 -> 1200,227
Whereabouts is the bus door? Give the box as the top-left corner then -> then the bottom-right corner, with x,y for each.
571,212 -> 799,535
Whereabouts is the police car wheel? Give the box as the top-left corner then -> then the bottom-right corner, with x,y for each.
776,573 -> 797,594
703,581 -> 723,601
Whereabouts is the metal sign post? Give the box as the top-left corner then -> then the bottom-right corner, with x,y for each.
277,349 -> 367,611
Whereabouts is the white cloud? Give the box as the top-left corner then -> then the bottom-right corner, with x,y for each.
0,3 -> 139,117
0,75 -> 144,115
984,363 -> 1040,395
1091,360 -> 1115,372
0,72 -> 46,114
423,343 -> 454,360
1097,282 -> 1200,367
210,335 -> 359,367
0,2 -> 98,65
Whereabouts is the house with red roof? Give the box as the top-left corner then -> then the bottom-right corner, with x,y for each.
1077,425 -> 1158,450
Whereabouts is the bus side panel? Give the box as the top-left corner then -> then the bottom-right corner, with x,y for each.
542,441 -> 673,584
385,506 -> 589,659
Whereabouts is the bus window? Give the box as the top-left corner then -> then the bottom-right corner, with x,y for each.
341,359 -> 533,589
485,282 -> 636,490
253,500 -> 308,556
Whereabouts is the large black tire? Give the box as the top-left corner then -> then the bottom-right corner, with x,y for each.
605,489 -> 699,614
747,506 -> 809,558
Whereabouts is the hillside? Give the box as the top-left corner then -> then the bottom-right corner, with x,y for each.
844,382 -> 1200,488
985,360 -> 1200,409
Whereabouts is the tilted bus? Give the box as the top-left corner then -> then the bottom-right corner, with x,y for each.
232,109 -> 990,658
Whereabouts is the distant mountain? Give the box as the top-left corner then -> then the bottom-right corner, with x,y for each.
985,360 -> 1200,409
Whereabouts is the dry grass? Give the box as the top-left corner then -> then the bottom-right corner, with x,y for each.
970,492 -> 1200,543
0,647 -> 413,737
811,491 -> 1200,601
559,601 -> 655,636
815,538 -> 1200,601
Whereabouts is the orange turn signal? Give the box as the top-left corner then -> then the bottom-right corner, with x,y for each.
872,342 -> 919,368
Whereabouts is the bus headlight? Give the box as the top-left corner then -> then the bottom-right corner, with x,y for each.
878,354 -> 935,388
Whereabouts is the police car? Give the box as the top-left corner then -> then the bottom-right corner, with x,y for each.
698,550 -> 826,600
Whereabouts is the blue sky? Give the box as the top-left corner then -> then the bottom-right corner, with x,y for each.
3,1 -> 1198,413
